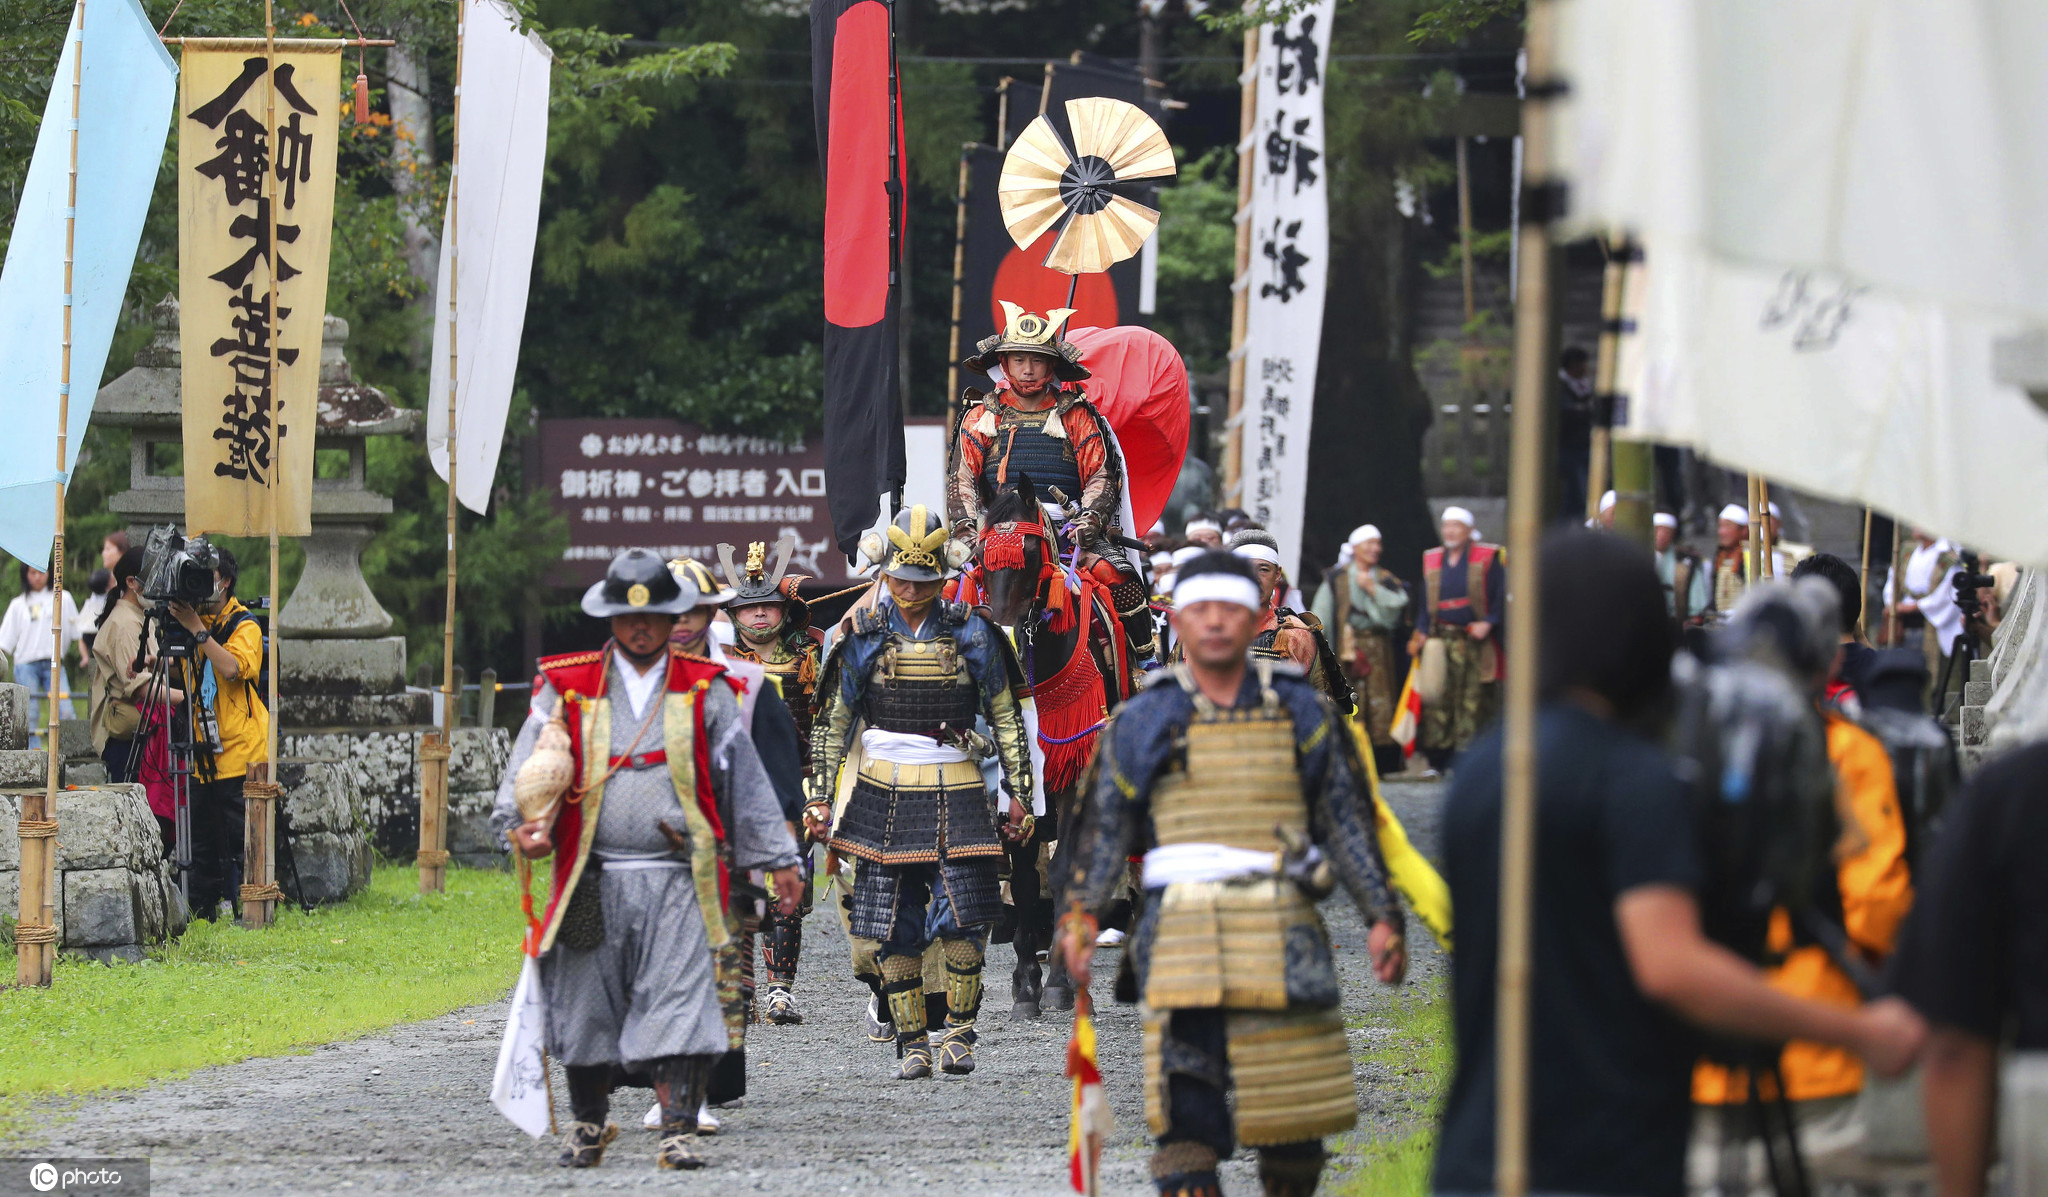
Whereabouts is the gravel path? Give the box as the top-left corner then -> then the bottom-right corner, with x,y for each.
28,782 -> 1446,1196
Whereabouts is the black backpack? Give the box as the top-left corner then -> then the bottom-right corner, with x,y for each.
216,606 -> 271,713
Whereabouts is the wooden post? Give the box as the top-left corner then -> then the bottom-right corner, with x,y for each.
1496,2 -> 1561,1194
419,0 -> 465,895
1758,478 -> 1776,579
477,667 -> 497,730
16,0 -> 86,985
1222,24 -> 1256,500
1857,507 -> 1873,641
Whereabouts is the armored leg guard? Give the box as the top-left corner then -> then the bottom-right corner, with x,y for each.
559,1066 -> 619,1169
1109,573 -> 1159,666
763,906 -> 803,989
850,935 -> 892,1043
1151,1141 -> 1223,1197
1256,1142 -> 1327,1197
882,955 -> 932,1079
650,1055 -> 712,1170
937,937 -> 983,1075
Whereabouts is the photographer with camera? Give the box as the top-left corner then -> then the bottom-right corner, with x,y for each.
88,547 -> 180,806
1432,530 -> 1924,1197
162,545 -> 267,921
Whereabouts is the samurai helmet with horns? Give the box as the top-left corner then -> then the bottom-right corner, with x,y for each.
858,505 -> 975,582
962,301 -> 1091,382
717,534 -> 812,630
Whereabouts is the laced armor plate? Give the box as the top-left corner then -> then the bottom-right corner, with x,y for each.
860,633 -> 981,736
1143,670 -> 1326,1013
979,407 -> 1083,508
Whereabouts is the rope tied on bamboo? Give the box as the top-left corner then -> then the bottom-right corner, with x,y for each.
418,739 -> 453,763
238,882 -> 285,903
241,781 -> 282,802
12,922 -> 57,945
17,818 -> 58,838
415,848 -> 452,867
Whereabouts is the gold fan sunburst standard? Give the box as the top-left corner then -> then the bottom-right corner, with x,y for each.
998,96 -> 1177,275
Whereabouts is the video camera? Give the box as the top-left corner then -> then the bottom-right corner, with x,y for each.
1669,578 -> 1843,968
1951,550 -> 1995,622
137,526 -> 220,606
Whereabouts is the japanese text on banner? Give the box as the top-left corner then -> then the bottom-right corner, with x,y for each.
178,44 -> 341,537
1239,1 -> 1332,580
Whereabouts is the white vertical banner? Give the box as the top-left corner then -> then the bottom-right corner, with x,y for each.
428,0 -> 553,515
1238,0 -> 1332,579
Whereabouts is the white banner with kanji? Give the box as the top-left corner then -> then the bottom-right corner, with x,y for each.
1237,0 -> 1332,580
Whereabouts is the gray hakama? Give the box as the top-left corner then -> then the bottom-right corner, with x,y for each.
491,661 -> 799,1070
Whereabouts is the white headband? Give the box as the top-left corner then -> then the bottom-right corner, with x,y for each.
1653,512 -> 1678,530
1599,490 -> 1617,513
1347,524 -> 1382,545
1441,505 -> 1475,528
1170,545 -> 1205,567
1185,518 -> 1222,535
1767,501 -> 1781,519
1172,571 -> 1262,611
1232,543 -> 1282,567
1718,503 -> 1750,526
1150,552 -> 1174,570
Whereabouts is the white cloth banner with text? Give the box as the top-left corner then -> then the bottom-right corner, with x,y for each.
429,0 -> 553,514
1237,1 -> 1332,580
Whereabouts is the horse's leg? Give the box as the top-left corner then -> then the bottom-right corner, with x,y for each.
1005,831 -> 1044,1019
1041,782 -> 1081,1011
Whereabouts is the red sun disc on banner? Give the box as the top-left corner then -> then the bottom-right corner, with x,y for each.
990,229 -> 1121,331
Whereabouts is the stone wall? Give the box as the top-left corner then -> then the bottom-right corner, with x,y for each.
275,759 -> 372,903
0,784 -> 187,961
1961,566 -> 2048,767
282,727 -> 510,868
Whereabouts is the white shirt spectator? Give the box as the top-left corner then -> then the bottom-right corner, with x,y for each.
0,586 -> 81,666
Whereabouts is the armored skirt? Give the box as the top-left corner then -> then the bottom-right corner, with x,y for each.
834,749 -> 1005,941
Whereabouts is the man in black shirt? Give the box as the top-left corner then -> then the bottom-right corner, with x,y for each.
1434,531 -> 1926,1197
1891,742 -> 2048,1197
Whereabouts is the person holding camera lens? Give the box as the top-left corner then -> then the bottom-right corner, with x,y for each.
161,546 -> 267,921
89,547 -> 178,808
1431,531 -> 1925,1197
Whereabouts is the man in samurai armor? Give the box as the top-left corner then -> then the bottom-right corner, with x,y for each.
1310,525 -> 1410,778
714,535 -> 823,1026
1058,550 -> 1409,1197
804,505 -> 1035,1080
1226,528 -> 1354,716
949,300 -> 1157,672
492,549 -> 803,1171
1406,506 -> 1505,771
659,554 -> 808,1125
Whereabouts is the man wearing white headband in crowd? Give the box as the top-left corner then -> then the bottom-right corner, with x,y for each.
1226,528 -> 1351,713
1056,549 -> 1407,1197
1595,490 -> 1617,530
1183,516 -> 1224,549
1710,503 -> 1752,621
1407,506 -> 1506,771
1311,524 -> 1409,778
1652,511 -> 1710,628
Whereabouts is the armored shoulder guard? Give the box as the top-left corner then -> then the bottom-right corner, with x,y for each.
850,606 -> 891,636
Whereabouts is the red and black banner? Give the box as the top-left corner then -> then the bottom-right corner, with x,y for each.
812,0 -> 908,556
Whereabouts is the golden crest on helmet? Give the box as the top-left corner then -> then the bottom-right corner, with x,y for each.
885,504 -> 950,570
626,583 -> 651,608
995,300 -> 1076,347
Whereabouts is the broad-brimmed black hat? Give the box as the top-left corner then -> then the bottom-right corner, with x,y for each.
582,548 -> 705,618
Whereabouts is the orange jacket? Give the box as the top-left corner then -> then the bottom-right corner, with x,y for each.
1693,713 -> 1914,1103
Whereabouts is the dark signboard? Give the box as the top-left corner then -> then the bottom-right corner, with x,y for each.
537,418 -> 846,587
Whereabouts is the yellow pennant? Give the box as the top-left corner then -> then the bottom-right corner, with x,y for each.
177,42 -> 342,537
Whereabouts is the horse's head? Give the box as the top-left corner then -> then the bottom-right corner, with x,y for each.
978,473 -> 1055,628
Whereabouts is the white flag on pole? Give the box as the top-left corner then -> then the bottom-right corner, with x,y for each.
1238,1 -> 1333,580
428,0 -> 553,515
489,955 -> 552,1138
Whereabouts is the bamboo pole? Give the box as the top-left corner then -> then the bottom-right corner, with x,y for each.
995,77 -> 1012,151
1456,136 -> 1476,331
239,0 -> 285,930
1222,25 -> 1256,500
16,0 -> 86,986
1886,519 -> 1907,647
1744,473 -> 1762,584
1586,241 -> 1623,526
1758,478 -> 1776,579
1495,2 -> 1561,1193
1857,507 -> 1873,641
945,146 -> 970,440
420,0 -> 465,895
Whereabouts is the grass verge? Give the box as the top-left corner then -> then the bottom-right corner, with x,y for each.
1331,980 -> 1452,1197
0,863 -> 529,1147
